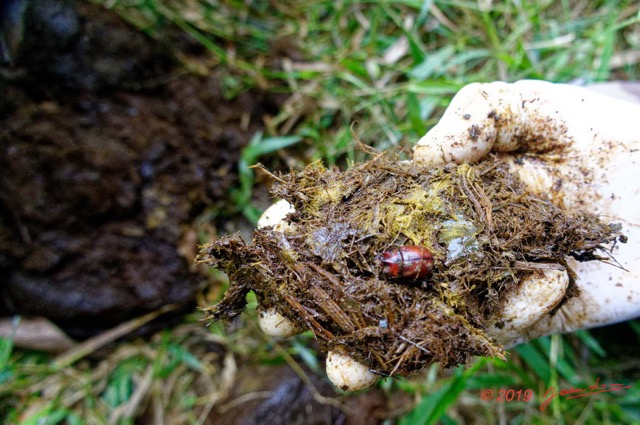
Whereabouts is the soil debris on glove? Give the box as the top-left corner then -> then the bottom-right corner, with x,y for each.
197,155 -> 623,377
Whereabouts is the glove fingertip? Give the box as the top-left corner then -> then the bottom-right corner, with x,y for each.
325,351 -> 379,391
258,307 -> 302,338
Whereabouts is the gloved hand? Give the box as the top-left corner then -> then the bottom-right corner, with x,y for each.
256,80 -> 640,391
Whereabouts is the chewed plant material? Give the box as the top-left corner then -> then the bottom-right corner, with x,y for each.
198,156 -> 623,376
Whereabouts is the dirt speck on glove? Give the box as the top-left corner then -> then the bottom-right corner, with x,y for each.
198,155 -> 623,376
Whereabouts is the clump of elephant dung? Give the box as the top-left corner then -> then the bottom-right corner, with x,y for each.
198,155 -> 622,377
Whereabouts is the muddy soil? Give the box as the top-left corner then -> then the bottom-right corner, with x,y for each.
0,0 -> 281,338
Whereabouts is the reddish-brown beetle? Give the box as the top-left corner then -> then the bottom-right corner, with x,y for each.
379,246 -> 434,280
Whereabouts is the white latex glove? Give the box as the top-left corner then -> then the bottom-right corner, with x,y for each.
257,80 -> 640,391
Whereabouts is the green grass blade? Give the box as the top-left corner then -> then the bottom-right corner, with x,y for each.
243,135 -> 303,163
574,329 -> 607,357
233,133 -> 303,223
0,317 -> 18,371
400,359 -> 487,425
516,342 -> 551,383
19,406 -> 69,425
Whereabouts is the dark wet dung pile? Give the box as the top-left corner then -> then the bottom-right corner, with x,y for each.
200,157 -> 622,377
0,0 -> 281,338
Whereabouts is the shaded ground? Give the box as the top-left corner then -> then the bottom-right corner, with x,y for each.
210,361 -> 410,425
0,0 -> 282,338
